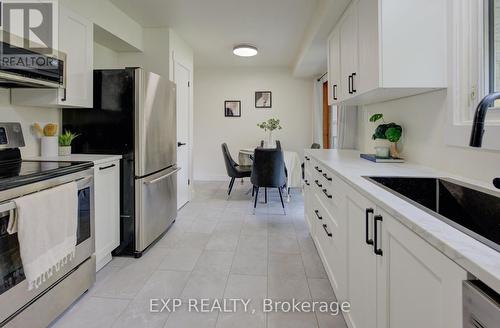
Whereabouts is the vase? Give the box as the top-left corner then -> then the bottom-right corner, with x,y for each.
58,146 -> 72,156
265,130 -> 275,148
390,143 -> 400,159
41,136 -> 58,157
374,146 -> 390,159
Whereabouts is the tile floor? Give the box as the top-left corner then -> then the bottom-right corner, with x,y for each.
50,181 -> 348,328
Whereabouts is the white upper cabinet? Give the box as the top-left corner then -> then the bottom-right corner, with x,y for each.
328,0 -> 447,105
327,29 -> 341,105
12,6 -> 93,108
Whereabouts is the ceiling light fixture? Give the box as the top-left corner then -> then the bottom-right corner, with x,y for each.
233,44 -> 258,57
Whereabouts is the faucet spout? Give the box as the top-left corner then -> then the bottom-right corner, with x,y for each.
469,92 -> 500,147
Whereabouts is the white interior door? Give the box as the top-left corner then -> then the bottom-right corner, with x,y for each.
174,62 -> 190,209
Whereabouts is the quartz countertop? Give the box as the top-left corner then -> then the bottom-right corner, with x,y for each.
26,154 -> 122,165
305,149 -> 500,293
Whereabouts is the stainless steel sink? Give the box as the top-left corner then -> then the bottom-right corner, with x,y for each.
365,176 -> 500,252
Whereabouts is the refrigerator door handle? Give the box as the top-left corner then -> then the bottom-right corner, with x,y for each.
144,168 -> 181,185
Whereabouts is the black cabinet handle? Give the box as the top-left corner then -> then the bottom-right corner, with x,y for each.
314,210 -> 323,221
314,166 -> 323,173
374,215 -> 383,256
99,164 -> 116,171
61,88 -> 67,101
315,180 -> 323,188
322,173 -> 332,181
348,75 -> 353,94
322,189 -> 333,199
351,73 -> 357,93
305,156 -> 310,161
333,84 -> 338,100
323,224 -> 333,237
304,180 -> 310,186
365,208 -> 374,245
177,142 -> 187,147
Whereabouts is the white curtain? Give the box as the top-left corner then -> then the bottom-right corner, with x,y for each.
337,104 -> 358,149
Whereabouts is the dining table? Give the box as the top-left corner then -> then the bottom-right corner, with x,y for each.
238,148 -> 303,194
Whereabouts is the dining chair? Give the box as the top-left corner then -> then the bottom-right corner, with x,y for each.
221,143 -> 252,196
251,147 -> 287,214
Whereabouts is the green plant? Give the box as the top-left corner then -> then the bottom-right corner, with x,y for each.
58,130 -> 80,147
369,114 -> 402,143
257,118 -> 283,132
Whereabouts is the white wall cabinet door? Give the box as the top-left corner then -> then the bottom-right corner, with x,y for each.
11,6 -> 93,108
357,0 -> 379,94
94,160 -> 121,271
345,190 -> 377,328
328,28 -> 342,105
339,4 -> 358,101
375,208 -> 467,328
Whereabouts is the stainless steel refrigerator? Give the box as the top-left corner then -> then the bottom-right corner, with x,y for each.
63,68 -> 178,257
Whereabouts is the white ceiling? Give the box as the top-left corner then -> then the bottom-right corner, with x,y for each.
110,0 -> 349,76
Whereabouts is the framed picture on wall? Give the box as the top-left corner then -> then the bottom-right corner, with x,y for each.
255,91 -> 272,108
224,100 -> 241,117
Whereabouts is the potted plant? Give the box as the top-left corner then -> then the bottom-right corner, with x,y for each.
257,118 -> 282,148
369,114 -> 402,158
58,130 -> 80,156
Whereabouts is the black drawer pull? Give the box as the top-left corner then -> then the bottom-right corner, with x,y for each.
333,84 -> 338,101
315,180 -> 323,188
365,208 -> 374,245
314,210 -> 323,221
322,189 -> 332,199
314,166 -> 323,173
304,180 -> 310,186
322,173 -> 332,181
323,224 -> 333,237
374,215 -> 383,256
305,156 -> 310,161
99,164 -> 116,171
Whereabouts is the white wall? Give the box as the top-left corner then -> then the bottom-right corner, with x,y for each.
0,90 -> 60,156
194,67 -> 313,180
94,42 -> 121,69
356,90 -> 500,184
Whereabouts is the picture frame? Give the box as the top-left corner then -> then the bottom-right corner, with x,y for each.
224,100 -> 241,117
255,91 -> 272,108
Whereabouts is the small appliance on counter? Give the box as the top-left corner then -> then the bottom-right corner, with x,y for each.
0,122 -> 95,328
63,68 -> 178,258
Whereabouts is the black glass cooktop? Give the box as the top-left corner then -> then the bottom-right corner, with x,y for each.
0,160 -> 93,191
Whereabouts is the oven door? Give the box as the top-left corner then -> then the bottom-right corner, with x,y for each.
0,173 -> 94,325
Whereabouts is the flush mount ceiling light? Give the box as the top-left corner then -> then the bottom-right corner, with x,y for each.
233,44 -> 258,57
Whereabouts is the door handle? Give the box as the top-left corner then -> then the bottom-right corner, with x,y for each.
351,73 -> 357,93
374,215 -> 383,256
322,189 -> 333,199
144,167 -> 181,185
348,75 -> 353,94
177,142 -> 187,147
365,208 -> 374,245
314,210 -> 323,221
323,224 -> 333,237
99,164 -> 116,171
61,88 -> 67,102
333,84 -> 338,100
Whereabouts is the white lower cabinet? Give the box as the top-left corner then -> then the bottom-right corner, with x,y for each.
94,160 -> 120,271
304,155 -> 467,328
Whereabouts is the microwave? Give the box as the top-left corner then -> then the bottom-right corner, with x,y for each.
0,36 -> 66,89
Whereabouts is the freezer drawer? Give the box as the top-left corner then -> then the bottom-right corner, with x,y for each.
135,167 -> 179,253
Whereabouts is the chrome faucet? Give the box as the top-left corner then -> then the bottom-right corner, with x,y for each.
469,92 -> 500,189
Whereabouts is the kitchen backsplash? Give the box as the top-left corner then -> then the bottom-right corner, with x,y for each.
0,89 -> 61,157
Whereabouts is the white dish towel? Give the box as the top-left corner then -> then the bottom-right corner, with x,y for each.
8,182 -> 78,290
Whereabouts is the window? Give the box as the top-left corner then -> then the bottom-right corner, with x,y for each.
447,0 -> 500,150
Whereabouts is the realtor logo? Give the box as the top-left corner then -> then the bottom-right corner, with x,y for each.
0,0 -> 58,69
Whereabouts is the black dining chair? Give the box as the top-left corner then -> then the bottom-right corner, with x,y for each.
251,147 -> 287,214
221,143 -> 252,196
302,143 -> 321,179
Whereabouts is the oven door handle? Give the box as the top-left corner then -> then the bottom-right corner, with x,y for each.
144,168 -> 181,185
